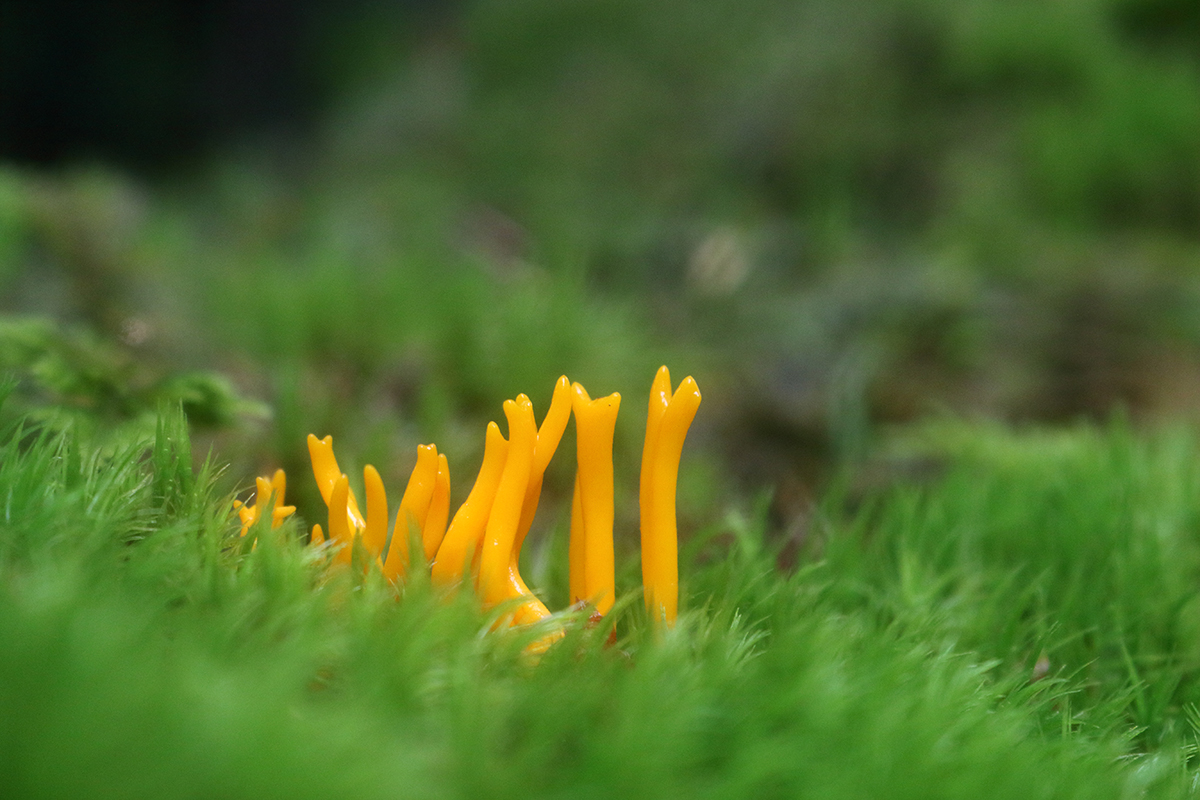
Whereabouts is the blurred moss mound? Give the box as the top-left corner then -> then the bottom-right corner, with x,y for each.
351,0 -> 1199,268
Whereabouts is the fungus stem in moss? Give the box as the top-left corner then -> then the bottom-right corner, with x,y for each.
639,368 -> 701,625
570,382 -> 620,615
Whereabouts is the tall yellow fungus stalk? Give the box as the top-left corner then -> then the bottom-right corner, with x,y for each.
638,367 -> 701,625
568,383 -> 621,615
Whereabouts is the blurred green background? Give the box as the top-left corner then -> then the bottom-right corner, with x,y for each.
1,0 -> 1198,542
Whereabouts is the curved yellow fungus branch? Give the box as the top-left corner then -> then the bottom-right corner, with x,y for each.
570,382 -> 621,615
327,474 -> 355,565
306,435 -> 389,568
432,421 -> 509,587
422,453 -> 451,560
362,465 -> 388,560
478,396 -> 536,602
479,395 -> 551,625
639,368 -> 701,625
638,366 -> 672,539
382,444 -> 440,582
509,375 -> 572,596
307,435 -> 365,528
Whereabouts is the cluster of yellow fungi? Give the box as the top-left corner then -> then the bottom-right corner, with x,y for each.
237,367 -> 700,630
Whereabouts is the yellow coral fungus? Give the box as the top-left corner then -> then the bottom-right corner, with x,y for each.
422,454 -> 451,560
569,383 -> 620,614
234,468 -> 295,537
361,465 -> 388,559
510,376 -> 572,596
307,435 -> 365,529
305,434 -> 391,568
382,443 -> 441,581
639,367 -> 701,625
568,472 -> 586,605
256,367 -> 698,644
326,474 -> 355,565
478,395 -> 538,611
431,421 -> 509,587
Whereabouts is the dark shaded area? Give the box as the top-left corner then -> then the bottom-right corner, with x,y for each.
0,0 -> 449,169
